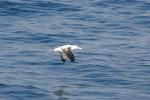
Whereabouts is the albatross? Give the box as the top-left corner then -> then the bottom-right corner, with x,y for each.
53,45 -> 82,62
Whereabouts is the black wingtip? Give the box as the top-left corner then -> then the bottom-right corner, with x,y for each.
62,59 -> 66,63
70,58 -> 75,62
60,52 -> 66,63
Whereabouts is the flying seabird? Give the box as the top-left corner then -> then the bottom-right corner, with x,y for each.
53,45 -> 82,62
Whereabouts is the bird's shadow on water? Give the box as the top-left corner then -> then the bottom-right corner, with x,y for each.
49,59 -> 79,65
53,86 -> 69,100
48,59 -> 64,65
48,60 -> 79,100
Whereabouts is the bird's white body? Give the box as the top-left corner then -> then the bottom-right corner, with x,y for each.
53,45 -> 82,62
54,45 -> 82,52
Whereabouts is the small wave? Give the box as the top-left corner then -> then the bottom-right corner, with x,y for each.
0,84 -> 52,99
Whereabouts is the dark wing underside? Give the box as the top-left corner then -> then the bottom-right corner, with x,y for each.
60,52 -> 66,63
63,47 -> 75,62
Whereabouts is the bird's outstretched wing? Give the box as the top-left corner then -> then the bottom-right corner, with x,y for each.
63,47 -> 75,62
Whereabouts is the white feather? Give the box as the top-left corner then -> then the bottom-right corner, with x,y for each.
53,45 -> 82,52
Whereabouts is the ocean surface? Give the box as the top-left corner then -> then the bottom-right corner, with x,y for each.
0,0 -> 150,100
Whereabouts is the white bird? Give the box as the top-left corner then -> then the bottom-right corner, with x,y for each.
53,45 -> 82,62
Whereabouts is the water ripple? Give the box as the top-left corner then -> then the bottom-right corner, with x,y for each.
0,0 -> 150,100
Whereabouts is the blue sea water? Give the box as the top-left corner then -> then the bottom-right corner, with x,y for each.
0,0 -> 150,100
